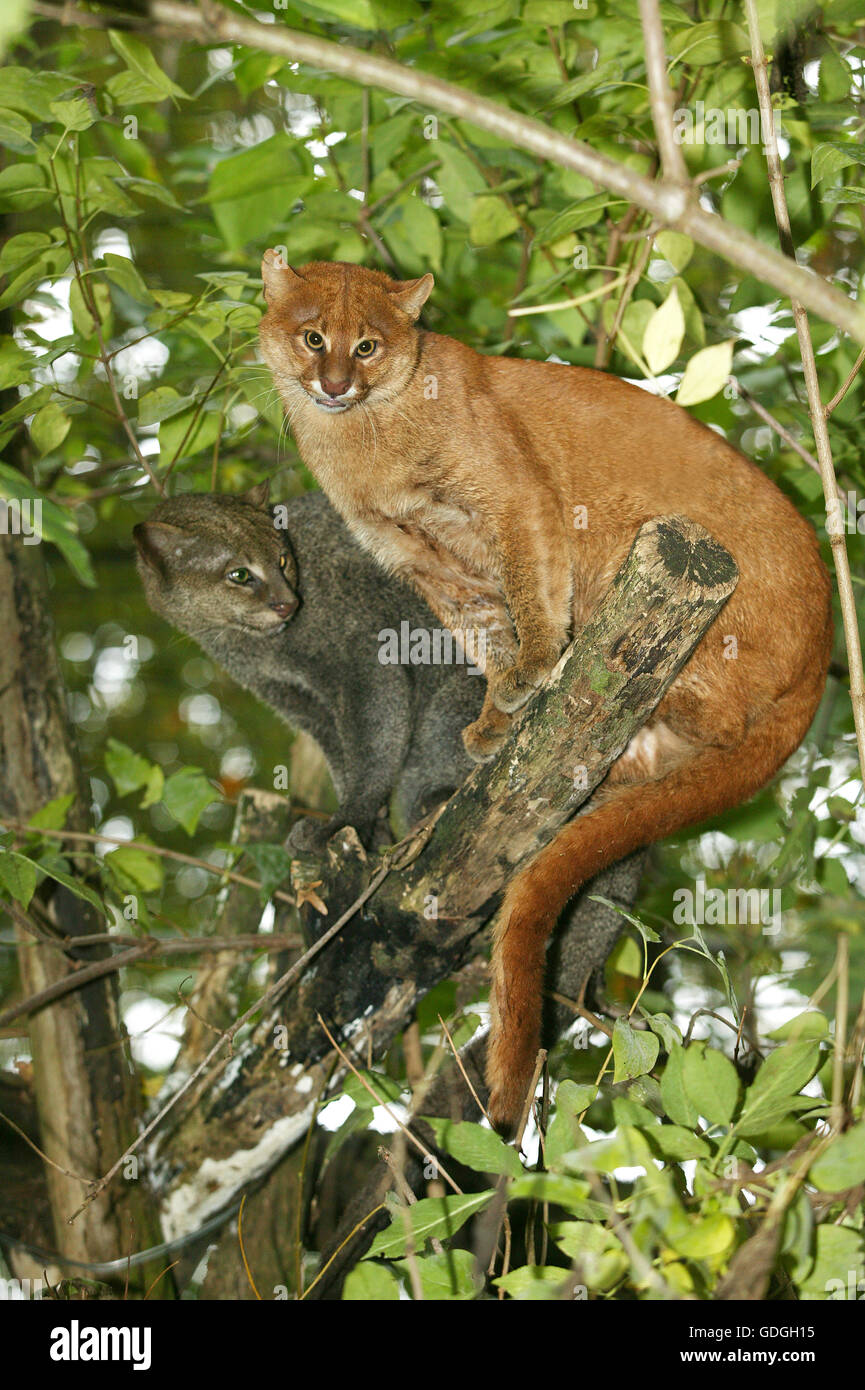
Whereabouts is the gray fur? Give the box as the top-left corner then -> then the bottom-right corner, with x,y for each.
135,489 -> 481,851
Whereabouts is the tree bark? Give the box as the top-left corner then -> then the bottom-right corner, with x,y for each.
0,538 -> 166,1294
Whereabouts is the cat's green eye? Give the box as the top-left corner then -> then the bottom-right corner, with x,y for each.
227,567 -> 253,585
355,339 -> 376,358
304,330 -> 325,351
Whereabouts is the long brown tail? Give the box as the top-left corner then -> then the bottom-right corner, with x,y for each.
485,678 -> 826,1134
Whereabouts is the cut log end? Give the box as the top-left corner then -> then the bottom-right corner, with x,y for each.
634,514 -> 739,600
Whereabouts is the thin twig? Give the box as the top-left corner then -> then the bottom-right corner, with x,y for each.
638,0 -> 689,185
825,345 -> 865,417
745,0 -> 865,780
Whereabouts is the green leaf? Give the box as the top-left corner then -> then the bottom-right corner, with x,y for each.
668,1213 -> 736,1261
30,402 -> 70,456
366,1192 -> 493,1260
736,1041 -> 820,1137
0,0 -> 30,63
546,1080 -> 595,1168
547,1221 -> 627,1289
509,1173 -> 606,1218
29,794 -> 75,831
810,1123 -> 865,1193
612,1018 -> 659,1083
538,194 -> 623,244
676,341 -> 734,406
654,231 -> 694,272
105,846 -> 164,895
0,106 -> 32,149
0,337 -> 34,390
303,0 -> 378,28
642,1010 -> 683,1051
434,143 -> 487,223
205,136 -> 310,253
0,162 -> 51,213
159,407 -> 222,464
242,842 -> 294,903
545,60 -> 622,108
493,1265 -> 570,1300
342,1262 -> 400,1300
0,68 -> 70,121
797,1224 -> 864,1300
811,142 -> 857,188
469,196 -> 520,247
682,1043 -> 739,1125
108,30 -> 188,101
105,739 -> 155,797
642,287 -> 685,374
394,1250 -> 483,1300
49,97 -> 95,132
668,20 -> 749,65
559,1125 -> 655,1175
661,1044 -> 699,1127
0,464 -> 95,588
645,1124 -> 711,1161
768,1011 -> 829,1042
36,859 -> 107,919
421,1118 -> 523,1177
0,850 -> 38,907
162,768 -> 220,836
138,387 -> 196,428
102,252 -> 153,305
0,231 -> 54,275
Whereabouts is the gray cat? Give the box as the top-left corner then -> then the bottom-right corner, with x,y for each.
134,485 -> 482,852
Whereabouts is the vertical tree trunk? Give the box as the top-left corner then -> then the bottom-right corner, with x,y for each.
0,537 -> 166,1294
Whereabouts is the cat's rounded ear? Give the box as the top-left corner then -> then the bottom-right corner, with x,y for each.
243,481 -> 271,510
133,521 -> 189,576
388,273 -> 434,322
261,249 -> 306,308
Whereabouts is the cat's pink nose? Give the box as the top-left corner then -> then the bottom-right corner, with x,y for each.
270,599 -> 297,619
322,378 -> 350,398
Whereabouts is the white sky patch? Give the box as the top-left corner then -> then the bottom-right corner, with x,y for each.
732,302 -> 795,357
124,996 -> 184,1072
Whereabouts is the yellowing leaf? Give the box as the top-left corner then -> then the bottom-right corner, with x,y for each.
676,341 -> 734,407
642,287 -> 685,374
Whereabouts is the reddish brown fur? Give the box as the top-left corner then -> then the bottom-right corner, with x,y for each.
259,256 -> 833,1134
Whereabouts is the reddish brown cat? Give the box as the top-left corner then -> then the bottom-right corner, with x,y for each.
259,254 -> 832,1134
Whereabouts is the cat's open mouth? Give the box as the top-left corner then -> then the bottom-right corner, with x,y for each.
309,394 -> 355,413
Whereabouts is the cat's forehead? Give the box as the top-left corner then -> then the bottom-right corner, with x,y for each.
284,263 -> 399,332
151,499 -> 284,556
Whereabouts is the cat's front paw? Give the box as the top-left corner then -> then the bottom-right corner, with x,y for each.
462,714 -> 511,763
492,659 -> 554,713
286,816 -> 335,856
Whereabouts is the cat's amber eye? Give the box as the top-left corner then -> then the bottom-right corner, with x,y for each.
355,339 -> 376,358
227,567 -> 253,585
278,554 -> 288,571
304,330 -> 325,351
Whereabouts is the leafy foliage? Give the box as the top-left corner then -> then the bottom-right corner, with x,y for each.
0,0 -> 864,1301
